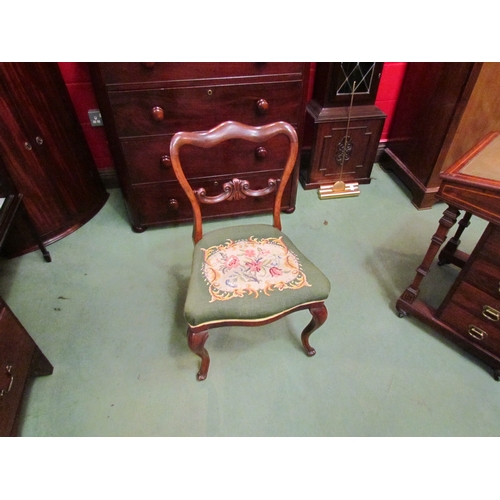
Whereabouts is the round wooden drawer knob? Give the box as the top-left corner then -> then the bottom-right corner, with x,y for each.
151,106 -> 164,121
161,155 -> 171,168
169,199 -> 179,210
255,147 -> 267,159
256,98 -> 269,115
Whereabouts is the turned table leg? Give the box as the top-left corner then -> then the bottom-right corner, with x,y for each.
397,205 -> 460,314
438,211 -> 472,267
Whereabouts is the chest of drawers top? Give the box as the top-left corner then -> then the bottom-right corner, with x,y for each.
99,62 -> 306,90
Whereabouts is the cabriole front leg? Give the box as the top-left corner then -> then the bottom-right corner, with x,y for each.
301,303 -> 328,356
187,327 -> 210,381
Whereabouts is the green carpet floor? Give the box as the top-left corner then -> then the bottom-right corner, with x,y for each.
1,164 -> 499,437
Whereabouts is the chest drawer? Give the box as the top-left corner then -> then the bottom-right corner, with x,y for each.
131,170 -> 293,226
121,134 -> 292,185
99,62 -> 305,86
464,254 -> 500,298
479,224 -> 500,264
108,81 -> 302,138
439,301 -> 500,354
0,306 -> 36,434
438,281 -> 500,329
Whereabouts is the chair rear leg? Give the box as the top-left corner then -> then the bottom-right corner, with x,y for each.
188,327 -> 210,381
301,303 -> 328,356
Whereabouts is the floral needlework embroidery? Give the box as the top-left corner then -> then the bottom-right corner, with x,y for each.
201,236 -> 310,302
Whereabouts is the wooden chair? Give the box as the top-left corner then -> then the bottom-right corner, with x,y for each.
170,121 -> 330,380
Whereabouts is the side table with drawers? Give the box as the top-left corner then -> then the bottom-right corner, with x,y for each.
396,132 -> 500,380
89,63 -> 311,232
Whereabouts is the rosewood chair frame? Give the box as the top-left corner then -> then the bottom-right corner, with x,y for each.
170,121 -> 328,380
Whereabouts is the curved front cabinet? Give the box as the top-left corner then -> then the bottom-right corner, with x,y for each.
0,62 -> 108,257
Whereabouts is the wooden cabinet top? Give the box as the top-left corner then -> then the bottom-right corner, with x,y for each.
438,131 -> 500,225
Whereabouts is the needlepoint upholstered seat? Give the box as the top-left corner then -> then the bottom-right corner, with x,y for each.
170,121 -> 330,380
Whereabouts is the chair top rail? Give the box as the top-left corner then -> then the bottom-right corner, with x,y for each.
170,121 -> 299,244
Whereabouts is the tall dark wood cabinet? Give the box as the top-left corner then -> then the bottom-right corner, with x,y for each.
380,62 -> 500,210
300,63 -> 385,189
0,63 -> 109,257
89,63 -> 310,232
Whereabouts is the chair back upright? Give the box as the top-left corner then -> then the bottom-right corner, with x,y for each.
169,121 -> 299,244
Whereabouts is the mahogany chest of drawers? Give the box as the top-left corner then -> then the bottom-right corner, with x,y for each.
90,63 -> 311,232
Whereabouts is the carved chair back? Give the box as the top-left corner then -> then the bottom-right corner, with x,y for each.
169,121 -> 299,244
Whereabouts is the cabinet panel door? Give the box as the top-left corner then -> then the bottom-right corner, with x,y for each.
0,63 -> 108,252
386,63 -> 476,186
0,94 -> 69,234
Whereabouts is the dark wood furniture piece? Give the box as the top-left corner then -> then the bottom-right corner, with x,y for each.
300,62 -> 386,189
0,178 -> 53,436
396,132 -> 500,380
89,63 -> 311,232
0,297 -> 53,436
382,63 -> 500,209
310,63 -> 384,107
170,121 -> 330,380
0,170 -> 51,263
0,62 -> 109,258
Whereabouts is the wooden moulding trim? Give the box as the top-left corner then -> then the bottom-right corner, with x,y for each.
382,148 -> 439,196
5,192 -> 110,258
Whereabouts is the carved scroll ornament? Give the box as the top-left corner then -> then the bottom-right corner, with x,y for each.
194,177 -> 280,204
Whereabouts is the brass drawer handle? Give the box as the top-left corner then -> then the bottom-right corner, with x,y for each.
0,365 -> 14,397
468,325 -> 487,341
482,305 -> 500,322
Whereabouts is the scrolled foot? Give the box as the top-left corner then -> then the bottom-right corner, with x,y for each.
301,303 -> 327,356
494,369 -> 500,381
188,328 -> 210,381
